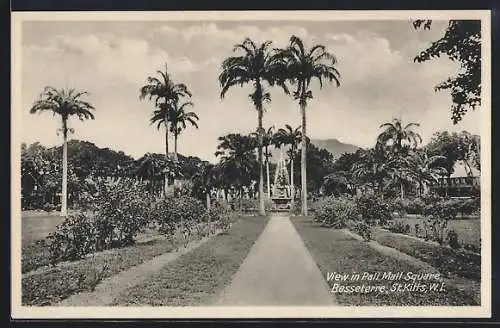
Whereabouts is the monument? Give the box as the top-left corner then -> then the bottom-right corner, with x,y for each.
271,148 -> 292,209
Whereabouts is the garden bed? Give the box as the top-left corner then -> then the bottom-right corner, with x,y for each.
290,216 -> 478,306
371,229 -> 481,281
390,217 -> 480,249
22,218 -> 239,306
111,215 -> 270,306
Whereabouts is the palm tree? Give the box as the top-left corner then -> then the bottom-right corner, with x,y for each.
165,100 -> 199,161
408,150 -> 447,195
140,63 -> 192,196
376,118 -> 422,198
273,124 -> 303,203
250,126 -> 275,198
351,148 -> 390,195
277,36 -> 341,215
376,118 -> 422,154
219,38 -> 288,216
29,87 -> 95,216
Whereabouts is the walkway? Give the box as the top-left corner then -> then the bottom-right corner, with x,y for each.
216,216 -> 335,306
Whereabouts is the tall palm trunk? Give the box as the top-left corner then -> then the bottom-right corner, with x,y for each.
266,154 -> 270,199
256,93 -> 265,216
206,190 -> 211,209
290,151 -> 295,206
300,96 -> 308,216
163,115 -> 169,197
61,118 -> 68,217
174,134 -> 178,161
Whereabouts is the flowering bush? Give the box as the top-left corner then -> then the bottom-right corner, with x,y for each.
312,196 -> 358,228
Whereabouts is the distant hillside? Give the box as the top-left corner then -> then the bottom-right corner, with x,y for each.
310,139 -> 360,158
269,138 -> 360,162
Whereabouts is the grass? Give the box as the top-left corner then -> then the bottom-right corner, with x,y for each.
290,216 -> 478,306
371,229 -> 481,281
22,214 -> 65,247
392,216 -> 480,248
22,235 -> 182,306
111,215 -> 270,306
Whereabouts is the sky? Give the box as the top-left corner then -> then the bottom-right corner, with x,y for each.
19,19 -> 482,163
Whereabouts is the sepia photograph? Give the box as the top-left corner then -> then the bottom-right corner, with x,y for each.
11,10 -> 491,318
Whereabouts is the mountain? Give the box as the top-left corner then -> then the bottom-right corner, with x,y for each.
269,138 -> 360,163
310,139 -> 361,158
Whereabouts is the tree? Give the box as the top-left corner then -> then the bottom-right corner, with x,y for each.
413,20 -> 481,124
376,118 -> 422,199
322,151 -> 363,196
408,149 -> 447,195
273,124 -> 303,202
140,63 -> 192,196
215,133 -> 258,207
136,153 -> 165,195
425,130 -> 480,177
277,36 -> 341,215
165,100 -> 199,161
191,162 -> 217,209
351,148 -> 391,195
292,142 -> 335,195
29,87 -> 95,216
219,38 -> 288,216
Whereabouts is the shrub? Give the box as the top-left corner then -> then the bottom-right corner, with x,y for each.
355,194 -> 392,226
405,197 -> 426,215
457,197 -> 480,216
237,198 -> 274,212
47,213 -> 98,263
312,196 -> 358,228
447,229 -> 460,249
414,223 -> 423,238
463,242 -> 480,254
153,195 -> 205,234
47,179 -> 154,263
423,198 -> 460,220
42,202 -> 56,213
291,198 -> 302,215
391,198 -> 409,216
387,221 -> 411,234
350,221 -> 372,241
422,216 -> 448,245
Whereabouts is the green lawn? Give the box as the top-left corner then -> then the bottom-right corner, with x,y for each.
392,217 -> 480,248
290,216 -> 478,306
111,215 -> 270,306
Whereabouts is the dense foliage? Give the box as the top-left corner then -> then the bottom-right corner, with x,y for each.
413,20 -> 481,124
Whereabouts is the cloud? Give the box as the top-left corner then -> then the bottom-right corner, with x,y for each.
20,21 -> 481,163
